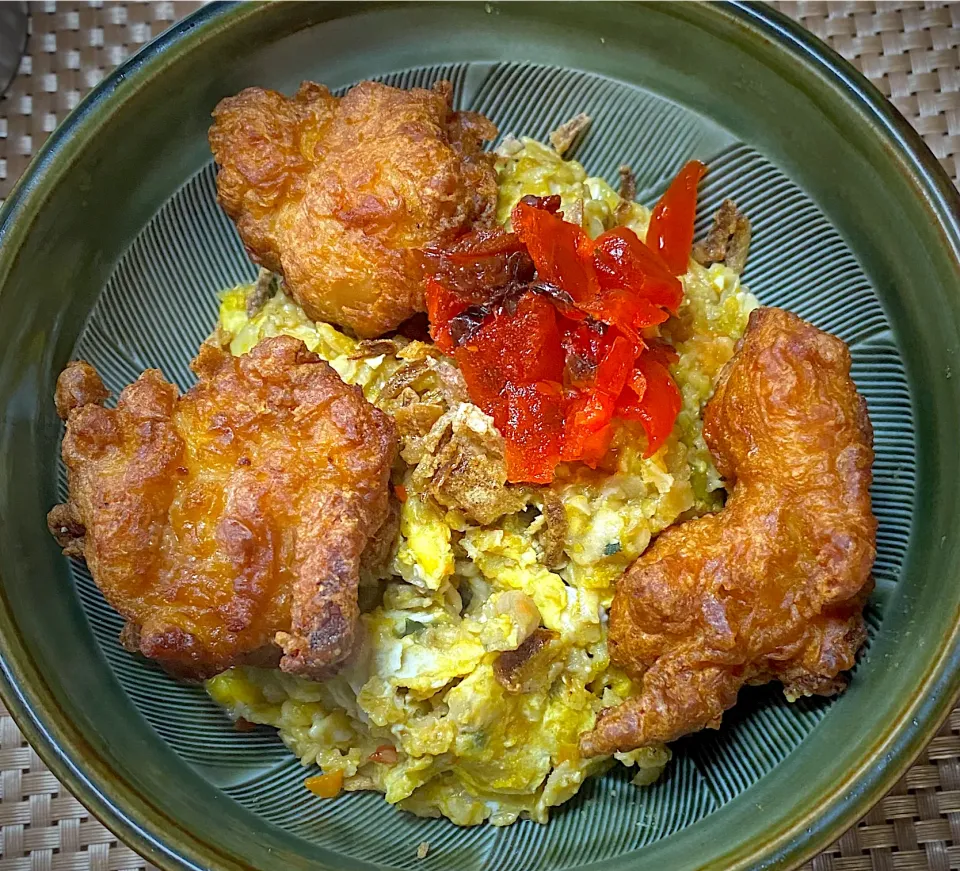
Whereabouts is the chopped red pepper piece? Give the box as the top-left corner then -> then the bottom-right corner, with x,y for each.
458,292 -> 563,386
443,228 -> 526,262
500,381 -> 565,483
645,160 -> 706,275
561,320 -> 607,388
593,335 -> 638,399
566,390 -> 615,432
616,355 -> 683,457
562,387 -> 615,465
450,291 -> 565,438
589,289 -> 671,340
594,226 -> 683,313
453,346 -> 503,420
563,418 -> 615,468
512,198 -> 599,307
425,277 -> 468,353
422,162 -> 701,482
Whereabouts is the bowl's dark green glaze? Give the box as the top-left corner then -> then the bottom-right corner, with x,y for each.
0,3 -> 959,870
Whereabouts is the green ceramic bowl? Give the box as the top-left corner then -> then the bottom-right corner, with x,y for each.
1,3 -> 959,870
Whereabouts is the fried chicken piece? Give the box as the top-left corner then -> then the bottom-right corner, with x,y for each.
581,307 -> 876,756
209,80 -> 498,339
48,337 -> 397,681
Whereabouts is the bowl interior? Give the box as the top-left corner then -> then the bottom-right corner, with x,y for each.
1,5 -> 959,871
62,58 -> 909,871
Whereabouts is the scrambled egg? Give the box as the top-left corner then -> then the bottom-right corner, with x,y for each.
206,137 -> 757,826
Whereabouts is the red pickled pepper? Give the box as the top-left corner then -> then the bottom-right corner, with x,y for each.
500,382 -> 566,484
645,160 -> 707,276
562,321 -> 608,388
562,391 -> 616,466
423,163 -> 705,483
511,196 -> 599,306
452,293 -> 564,414
424,278 -> 466,353
616,354 -> 682,456
464,293 -> 564,388
594,227 -> 683,312
510,197 -> 686,464
513,201 -> 680,340
594,335 -> 637,399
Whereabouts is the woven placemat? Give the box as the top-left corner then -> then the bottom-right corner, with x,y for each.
0,3 -> 957,870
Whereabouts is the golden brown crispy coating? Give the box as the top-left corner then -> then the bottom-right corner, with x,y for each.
208,82 -> 338,277
581,307 -> 876,757
209,80 -> 498,338
54,360 -> 109,419
48,337 -> 397,681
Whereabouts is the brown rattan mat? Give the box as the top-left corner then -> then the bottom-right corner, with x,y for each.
0,3 -> 957,870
